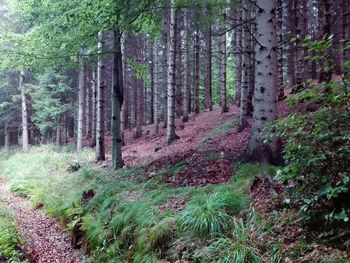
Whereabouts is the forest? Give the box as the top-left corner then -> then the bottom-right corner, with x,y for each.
0,0 -> 349,262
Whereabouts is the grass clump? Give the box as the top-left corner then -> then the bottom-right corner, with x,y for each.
196,209 -> 263,263
178,191 -> 246,237
201,120 -> 238,143
0,198 -> 26,263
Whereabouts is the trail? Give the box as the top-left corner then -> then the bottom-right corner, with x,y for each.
0,178 -> 83,263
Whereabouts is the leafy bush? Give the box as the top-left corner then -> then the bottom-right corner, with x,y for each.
178,192 -> 245,237
271,38 -> 350,223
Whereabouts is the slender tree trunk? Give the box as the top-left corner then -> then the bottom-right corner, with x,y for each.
239,7 -> 251,130
166,0 -> 178,145
154,40 -> 160,134
77,53 -> 85,152
247,0 -> 278,163
247,17 -> 255,116
175,10 -> 183,118
162,7 -> 169,128
343,0 -> 350,61
20,70 -> 29,152
111,29 -> 124,169
287,0 -> 296,87
56,117 -> 61,146
84,68 -> 91,139
96,32 -> 106,161
194,29 -> 200,114
277,0 -> 284,100
205,5 -> 212,111
220,7 -> 228,113
4,122 -> 10,152
150,40 -> 155,124
121,33 -> 127,144
235,6 -> 243,106
332,0 -> 342,74
91,69 -> 97,147
182,8 -> 190,122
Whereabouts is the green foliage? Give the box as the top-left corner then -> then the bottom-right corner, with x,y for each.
202,120 -> 238,142
0,199 -> 25,263
270,38 -> 350,223
178,192 -> 245,237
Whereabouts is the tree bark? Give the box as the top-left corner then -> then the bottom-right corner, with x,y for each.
4,122 -> 10,152
162,6 -> 169,128
96,32 -> 106,161
20,70 -> 29,152
77,53 -> 85,152
154,40 -> 160,134
91,69 -> 97,147
194,29 -> 200,114
111,29 -> 124,169
235,6 -> 243,106
276,0 -> 284,100
247,0 -> 278,163
166,0 -> 179,145
287,0 -> 296,87
182,8 -> 190,122
205,4 -> 212,111
219,7 -> 228,113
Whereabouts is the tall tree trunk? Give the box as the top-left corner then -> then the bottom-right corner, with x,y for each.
287,0 -> 296,87
239,6 -> 251,130
194,29 -> 200,114
56,117 -> 61,146
91,69 -> 97,147
235,6 -> 243,106
96,32 -> 106,161
247,0 -> 278,163
154,40 -> 160,134
175,10 -> 183,118
20,70 -> 29,152
85,68 -> 91,139
277,0 -> 284,100
182,8 -> 190,122
205,5 -> 213,111
150,40 -> 155,124
343,0 -> 350,61
111,29 -> 124,169
121,33 -> 127,143
77,53 -> 85,152
4,122 -> 10,152
219,7 -> 228,113
247,16 -> 255,116
166,0 -> 179,145
332,0 -> 342,74
162,7 -> 169,128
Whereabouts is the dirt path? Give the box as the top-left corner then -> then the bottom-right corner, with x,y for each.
0,178 -> 83,263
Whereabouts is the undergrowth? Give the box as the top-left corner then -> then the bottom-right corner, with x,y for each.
0,198 -> 26,263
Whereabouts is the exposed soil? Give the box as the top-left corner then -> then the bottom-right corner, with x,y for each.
0,178 -> 83,263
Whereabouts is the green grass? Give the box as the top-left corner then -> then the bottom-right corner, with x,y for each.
0,198 -> 26,263
0,145 -> 277,262
201,120 -> 238,143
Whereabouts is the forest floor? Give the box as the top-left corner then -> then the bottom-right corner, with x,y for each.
0,101 -> 348,262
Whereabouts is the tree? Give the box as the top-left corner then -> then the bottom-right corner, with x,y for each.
96,32 -> 106,161
20,70 -> 29,152
205,4 -> 213,111
166,0 -> 178,145
219,5 -> 228,113
246,0 -> 278,163
182,8 -> 190,122
77,53 -> 85,152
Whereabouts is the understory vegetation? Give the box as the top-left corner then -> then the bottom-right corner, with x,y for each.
0,198 -> 25,263
1,145 -> 348,262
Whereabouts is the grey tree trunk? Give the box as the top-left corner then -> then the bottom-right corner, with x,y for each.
194,29 -> 200,114
121,33 -> 127,143
166,0 -> 178,145
85,69 -> 91,139
235,6 -> 243,106
247,0 -> 278,163
162,7 -> 169,128
154,40 -> 160,134
96,32 -> 106,161
111,29 -> 124,169
219,7 -> 228,113
276,0 -> 284,100
56,117 -> 61,146
205,5 -> 212,111
77,53 -> 85,152
182,8 -> 190,122
4,122 -> 10,152
287,0 -> 296,87
20,70 -> 29,152
239,6 -> 251,130
91,69 -> 97,147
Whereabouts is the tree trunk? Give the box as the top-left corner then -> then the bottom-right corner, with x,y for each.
154,40 -> 160,134
56,117 -> 61,146
4,122 -> 10,152
194,29 -> 200,114
247,0 -> 278,163
91,69 -> 97,147
239,7 -> 251,130
150,40 -> 155,124
111,29 -> 124,169
219,8 -> 228,113
175,10 -> 183,118
247,16 -> 255,116
121,33 -> 127,143
166,0 -> 178,145
96,32 -> 106,161
277,0 -> 284,100
287,0 -> 296,87
205,5 -> 212,111
235,6 -> 243,106
332,0 -> 342,74
343,0 -> 350,61
77,53 -> 85,152
20,70 -> 29,152
182,8 -> 190,122
162,7 -> 169,128
85,68 -> 91,139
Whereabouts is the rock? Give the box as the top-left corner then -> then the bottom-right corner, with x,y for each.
67,163 -> 81,173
